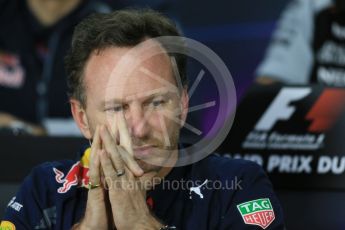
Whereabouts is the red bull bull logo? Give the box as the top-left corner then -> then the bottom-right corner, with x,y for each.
53,148 -> 90,194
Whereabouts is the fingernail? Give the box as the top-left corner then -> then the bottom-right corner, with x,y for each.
137,168 -> 144,175
100,125 -> 105,135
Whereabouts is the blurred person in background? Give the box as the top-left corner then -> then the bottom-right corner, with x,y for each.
256,0 -> 345,86
0,0 -> 110,136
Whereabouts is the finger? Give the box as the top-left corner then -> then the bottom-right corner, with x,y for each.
101,124 -> 143,177
89,126 -> 103,188
118,112 -> 144,176
118,112 -> 133,156
89,149 -> 102,190
100,125 -> 125,175
118,145 -> 143,177
90,125 -> 101,163
108,114 -> 119,145
99,149 -> 119,189
83,149 -> 108,229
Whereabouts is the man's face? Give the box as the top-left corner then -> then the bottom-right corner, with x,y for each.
82,43 -> 188,174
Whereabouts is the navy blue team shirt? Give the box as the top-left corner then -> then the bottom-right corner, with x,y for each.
1,146 -> 285,229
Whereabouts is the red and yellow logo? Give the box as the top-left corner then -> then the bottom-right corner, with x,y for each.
53,148 -> 91,193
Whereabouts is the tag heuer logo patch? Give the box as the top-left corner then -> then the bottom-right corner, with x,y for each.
237,198 -> 275,229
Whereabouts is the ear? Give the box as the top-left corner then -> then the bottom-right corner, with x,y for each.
180,88 -> 189,127
70,99 -> 92,139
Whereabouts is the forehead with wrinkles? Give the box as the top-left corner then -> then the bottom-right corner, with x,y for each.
83,43 -> 177,106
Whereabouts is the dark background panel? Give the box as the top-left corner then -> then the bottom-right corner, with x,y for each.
108,0 -> 290,99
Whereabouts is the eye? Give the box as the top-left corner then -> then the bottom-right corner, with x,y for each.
151,99 -> 166,107
105,105 -> 123,113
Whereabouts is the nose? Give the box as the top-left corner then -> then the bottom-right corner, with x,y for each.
126,104 -> 149,139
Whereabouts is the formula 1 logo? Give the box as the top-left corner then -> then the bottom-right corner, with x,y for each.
255,88 -> 311,131
306,89 -> 345,132
237,198 -> 275,229
242,87 -> 345,150
255,87 -> 345,132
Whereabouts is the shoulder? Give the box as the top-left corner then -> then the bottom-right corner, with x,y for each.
193,155 -> 285,229
313,0 -> 333,12
23,159 -> 81,196
191,154 -> 264,180
190,154 -> 274,198
1,160 -> 80,228
30,159 -> 77,179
